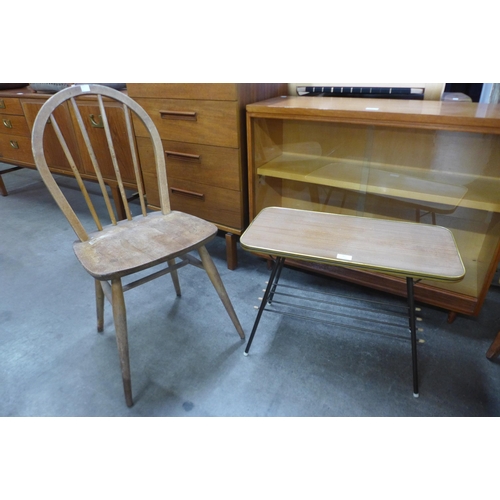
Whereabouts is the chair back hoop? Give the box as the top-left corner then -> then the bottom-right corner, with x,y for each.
31,84 -> 170,242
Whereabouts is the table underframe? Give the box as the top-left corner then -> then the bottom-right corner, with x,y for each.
244,256 -> 422,397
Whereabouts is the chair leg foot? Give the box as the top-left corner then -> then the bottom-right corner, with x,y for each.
197,245 -> 245,340
111,278 -> 133,407
124,386 -> 134,407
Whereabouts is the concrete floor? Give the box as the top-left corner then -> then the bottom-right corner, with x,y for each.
1,165 -> 500,416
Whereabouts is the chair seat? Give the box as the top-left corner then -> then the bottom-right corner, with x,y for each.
73,211 -> 217,280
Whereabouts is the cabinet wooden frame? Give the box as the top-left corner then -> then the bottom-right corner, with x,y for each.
246,96 -> 500,319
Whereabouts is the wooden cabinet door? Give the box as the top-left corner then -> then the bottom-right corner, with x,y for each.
22,99 -> 83,173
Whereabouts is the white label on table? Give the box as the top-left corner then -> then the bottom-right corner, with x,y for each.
80,85 -> 91,92
337,254 -> 352,261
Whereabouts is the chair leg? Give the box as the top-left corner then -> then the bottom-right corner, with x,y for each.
95,280 -> 104,332
111,278 -> 133,407
197,245 -> 245,340
168,259 -> 181,297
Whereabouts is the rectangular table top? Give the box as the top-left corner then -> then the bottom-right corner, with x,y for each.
240,207 -> 465,282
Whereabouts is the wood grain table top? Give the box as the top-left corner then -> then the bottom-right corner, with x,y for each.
240,207 -> 465,282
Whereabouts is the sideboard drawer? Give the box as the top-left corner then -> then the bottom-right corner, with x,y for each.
168,179 -> 242,230
132,98 -> 239,148
127,83 -> 238,101
136,136 -> 241,191
142,167 -> 242,229
0,97 -> 23,115
0,135 -> 34,163
0,114 -> 30,136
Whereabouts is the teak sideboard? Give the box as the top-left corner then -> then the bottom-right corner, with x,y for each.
246,96 -> 500,319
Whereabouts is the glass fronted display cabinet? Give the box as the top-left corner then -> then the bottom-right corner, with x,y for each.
246,96 -> 500,320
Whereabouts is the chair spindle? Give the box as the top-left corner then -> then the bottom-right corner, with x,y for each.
97,95 -> 132,221
49,112 -> 103,231
123,103 -> 147,217
70,97 -> 118,226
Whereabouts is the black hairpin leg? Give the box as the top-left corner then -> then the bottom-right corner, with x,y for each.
407,277 -> 419,397
244,257 -> 285,355
268,257 -> 285,303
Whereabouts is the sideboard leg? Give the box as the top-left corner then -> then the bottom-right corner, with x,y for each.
447,311 -> 457,323
0,175 -> 7,196
225,232 -> 238,270
109,185 -> 127,220
486,331 -> 500,360
0,166 -> 23,196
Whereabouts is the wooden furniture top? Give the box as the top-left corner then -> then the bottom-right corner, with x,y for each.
0,87 -> 125,101
246,96 -> 500,133
127,83 -> 240,100
0,87 -> 37,97
127,83 -> 288,103
240,207 -> 465,282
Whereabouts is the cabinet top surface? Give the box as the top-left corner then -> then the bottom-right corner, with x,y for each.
0,87 -> 126,100
246,96 -> 500,131
0,87 -> 37,97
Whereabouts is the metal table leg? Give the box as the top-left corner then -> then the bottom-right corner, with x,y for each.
407,277 -> 419,397
244,257 -> 285,355
268,257 -> 284,303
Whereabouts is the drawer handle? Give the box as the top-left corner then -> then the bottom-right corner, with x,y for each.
159,110 -> 197,121
10,140 -> 19,149
170,187 -> 204,199
3,119 -> 13,129
89,114 -> 104,128
165,150 -> 201,162
0,99 -> 5,109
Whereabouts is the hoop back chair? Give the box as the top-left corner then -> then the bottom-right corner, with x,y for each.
31,84 -> 245,407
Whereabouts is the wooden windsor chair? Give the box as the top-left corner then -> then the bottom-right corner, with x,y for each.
31,84 -> 245,407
